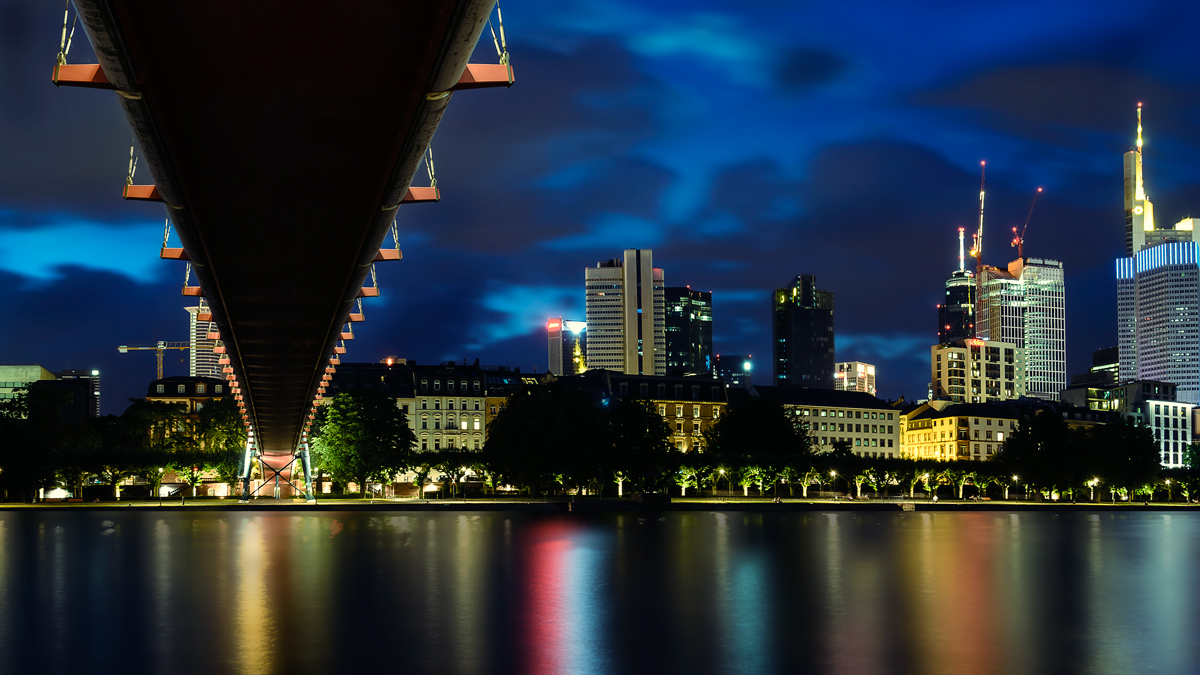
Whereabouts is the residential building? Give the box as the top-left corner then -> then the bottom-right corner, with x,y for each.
1141,399 -> 1193,468
835,361 -> 876,396
751,385 -> 899,457
901,401 -> 1019,461
772,274 -> 835,389
664,287 -> 713,376
559,369 -> 727,452
714,354 -> 752,387
145,376 -> 228,413
186,302 -> 221,378
977,257 -> 1066,401
584,249 -> 666,376
483,366 -> 542,433
412,362 -> 488,451
930,338 -> 1025,403
546,318 -> 587,376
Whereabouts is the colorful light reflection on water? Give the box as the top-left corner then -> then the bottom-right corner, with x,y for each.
0,510 -> 1196,674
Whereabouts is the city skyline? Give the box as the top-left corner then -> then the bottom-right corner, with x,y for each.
6,0 -> 1200,413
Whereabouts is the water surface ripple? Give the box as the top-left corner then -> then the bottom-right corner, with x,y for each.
0,510 -> 1194,674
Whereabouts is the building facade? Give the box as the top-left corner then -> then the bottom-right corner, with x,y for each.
752,386 -> 899,457
977,257 -> 1066,401
559,369 -> 727,452
585,249 -> 666,376
835,361 -> 876,396
664,287 -> 713,376
0,365 -> 57,401
938,269 -> 975,343
186,302 -> 221,378
410,363 -> 488,451
146,376 -> 228,413
772,275 -> 835,389
901,401 -> 1018,461
930,338 -> 1025,403
56,369 -> 101,417
546,318 -> 587,376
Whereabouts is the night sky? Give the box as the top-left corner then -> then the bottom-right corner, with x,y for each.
4,0 -> 1200,415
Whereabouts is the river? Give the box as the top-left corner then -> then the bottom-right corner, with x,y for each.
0,509 -> 1194,674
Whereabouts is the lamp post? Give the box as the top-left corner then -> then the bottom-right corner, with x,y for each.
830,470 -> 838,500
719,469 -> 726,498
1011,475 -> 1020,501
1088,477 -> 1099,502
1166,478 -> 1172,502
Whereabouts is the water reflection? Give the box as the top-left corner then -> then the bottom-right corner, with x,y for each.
0,510 -> 1197,674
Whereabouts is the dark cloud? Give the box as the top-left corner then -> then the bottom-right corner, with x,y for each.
776,48 -> 846,94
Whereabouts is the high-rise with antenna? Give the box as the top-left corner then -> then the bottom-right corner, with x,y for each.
1116,103 -> 1200,421
937,228 -> 975,343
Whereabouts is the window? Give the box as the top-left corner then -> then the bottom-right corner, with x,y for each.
676,405 -> 683,417
461,420 -> 468,430
658,405 -> 667,416
434,400 -> 440,410
855,424 -> 861,433
434,380 -> 441,391
197,383 -> 206,394
177,384 -> 186,394
693,406 -> 700,418
640,383 -> 648,395
474,419 -> 481,430
156,384 -> 165,393
658,384 -> 666,397
676,422 -> 683,432
986,431 -> 992,439
421,420 -> 428,429
692,385 -> 699,399
215,385 -> 222,394
820,410 -> 827,417
887,413 -> 893,421
401,404 -> 408,413
448,380 -> 455,392
461,381 -> 467,390
490,405 -> 497,415
434,439 -> 441,450
713,407 -> 720,418
997,432 -> 1004,441
620,382 -> 628,395
474,401 -> 480,411
473,439 -> 480,450
434,421 -> 441,430
474,381 -> 480,391
421,440 -> 428,450
421,380 -> 428,389
675,385 -> 683,398
838,411 -> 844,418
422,400 -> 428,410
449,400 -> 455,410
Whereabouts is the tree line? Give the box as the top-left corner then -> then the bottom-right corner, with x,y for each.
0,386 -> 246,501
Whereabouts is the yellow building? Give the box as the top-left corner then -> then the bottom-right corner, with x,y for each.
901,401 -> 1018,460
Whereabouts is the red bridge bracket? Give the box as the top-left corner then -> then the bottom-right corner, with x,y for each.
51,64 -> 115,89
124,184 -> 164,202
161,248 -> 189,261
401,186 -> 440,204
182,286 -> 203,296
449,63 -> 515,91
374,249 -> 402,262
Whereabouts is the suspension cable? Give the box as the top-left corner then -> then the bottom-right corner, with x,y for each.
126,138 -> 138,185
161,218 -> 172,248
424,145 -> 437,188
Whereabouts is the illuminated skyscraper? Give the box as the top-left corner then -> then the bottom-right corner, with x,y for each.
835,361 -> 876,396
585,249 -> 666,376
547,318 -> 587,376
186,301 -> 220,378
772,275 -> 834,389
937,228 -> 975,343
664,287 -> 713,375
1115,105 -> 1200,404
976,257 -> 1065,401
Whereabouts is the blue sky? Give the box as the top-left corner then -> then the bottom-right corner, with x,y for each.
4,0 -> 1200,412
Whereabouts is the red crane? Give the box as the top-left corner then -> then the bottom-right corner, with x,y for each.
1011,187 -> 1043,259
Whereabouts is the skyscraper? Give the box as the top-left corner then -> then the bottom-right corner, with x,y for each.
976,257 -> 1066,401
57,369 -> 101,417
1115,105 -> 1200,403
585,249 -> 666,376
772,275 -> 835,389
664,287 -> 713,376
937,228 -> 975,343
835,361 -> 876,396
547,318 -> 587,376
186,301 -> 220,378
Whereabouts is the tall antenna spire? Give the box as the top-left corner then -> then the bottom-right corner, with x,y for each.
971,161 -> 986,339
1136,102 -> 1143,153
958,227 -> 965,271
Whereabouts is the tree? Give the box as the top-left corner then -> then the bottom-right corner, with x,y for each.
310,392 -> 415,498
606,396 -> 674,494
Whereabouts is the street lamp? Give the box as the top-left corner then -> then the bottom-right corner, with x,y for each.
1012,475 -> 1020,501
719,468 -> 726,497
1088,477 -> 1099,501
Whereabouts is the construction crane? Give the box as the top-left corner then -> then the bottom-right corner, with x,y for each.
969,161 -> 986,337
1011,187 -> 1043,259
118,341 -> 190,380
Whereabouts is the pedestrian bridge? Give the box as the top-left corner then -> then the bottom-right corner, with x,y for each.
56,0 -> 513,498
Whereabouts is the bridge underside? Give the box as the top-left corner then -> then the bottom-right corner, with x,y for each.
73,0 -> 498,452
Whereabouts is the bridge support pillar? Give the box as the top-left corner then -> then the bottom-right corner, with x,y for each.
301,442 -> 316,503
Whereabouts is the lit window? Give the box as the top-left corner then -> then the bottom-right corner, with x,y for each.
156,384 -> 165,393
658,405 -> 666,416
693,406 -> 700,418
474,419 -> 481,430
177,385 -> 186,394
676,405 -> 683,417
197,384 -> 206,394
215,385 -> 222,394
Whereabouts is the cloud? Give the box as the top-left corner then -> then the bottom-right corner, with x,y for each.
838,333 -> 930,362
0,212 -> 165,282
542,213 -> 665,251
478,284 -> 583,345
776,48 -> 847,94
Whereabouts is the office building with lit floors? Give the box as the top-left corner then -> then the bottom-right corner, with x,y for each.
772,275 -> 835,389
930,339 -> 1025,403
186,302 -> 221,378
547,318 -> 587,376
585,249 -> 666,376
835,361 -> 876,396
664,287 -> 713,375
977,257 -> 1066,401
